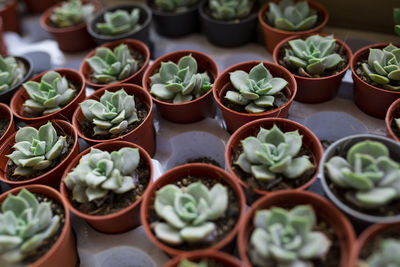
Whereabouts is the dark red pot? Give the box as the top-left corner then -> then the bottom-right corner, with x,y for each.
0,0 -> 19,32
0,103 -> 14,145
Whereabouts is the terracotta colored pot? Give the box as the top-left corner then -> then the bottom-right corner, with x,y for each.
23,0 -> 62,14
142,50 -> 219,123
0,185 -> 77,267
72,83 -> 155,157
273,34 -> 352,103
80,39 -> 150,89
10,68 -> 86,124
164,250 -> 242,267
0,120 -> 79,188
213,61 -> 297,133
0,0 -> 19,32
386,98 -> 400,142
0,103 -> 14,145
0,18 -> 7,55
238,190 -> 355,267
60,141 -> 154,234
141,163 -> 246,256
40,0 -> 103,53
351,43 -> 400,119
258,0 -> 329,53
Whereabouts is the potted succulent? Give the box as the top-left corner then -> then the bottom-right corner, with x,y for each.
213,61 -> 296,133
0,185 -> 77,266
238,190 -> 355,267
141,163 -> 246,256
0,120 -> 79,188
351,43 -> 400,118
321,134 -> 400,225
273,34 -> 352,103
0,103 -> 14,145
386,98 -> 400,142
165,250 -> 241,267
142,50 -> 219,123
80,39 -> 150,89
10,69 -> 86,124
199,0 -> 258,47
146,0 -> 200,37
23,0 -> 61,14
72,83 -> 155,157
60,141 -> 153,234
41,0 -> 103,53
225,117 -> 323,203
0,0 -> 19,32
258,0 -> 329,52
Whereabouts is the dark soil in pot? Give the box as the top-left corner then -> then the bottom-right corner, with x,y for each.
0,117 -> 9,138
148,176 -> 240,251
320,139 -> 334,150
355,60 -> 400,90
358,228 -> 400,261
185,157 -> 220,167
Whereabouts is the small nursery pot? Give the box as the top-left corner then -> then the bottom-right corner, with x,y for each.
40,0 -> 103,53
142,50 -> 219,123
213,61 -> 296,133
351,43 -> 400,119
0,120 -> 79,188
0,185 -> 77,267
273,34 -> 352,103
141,163 -> 246,256
0,103 -> 14,145
23,0 -> 61,14
72,83 -> 155,157
10,68 -> 86,124
199,1 -> 258,47
80,39 -> 150,89
0,0 -> 19,32
385,98 -> 400,142
164,250 -> 242,267
238,190 -> 355,267
258,0 -> 329,53
60,141 -> 154,234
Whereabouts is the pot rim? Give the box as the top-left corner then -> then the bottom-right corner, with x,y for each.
0,55 -> 33,97
164,249 -> 242,267
385,98 -> 400,142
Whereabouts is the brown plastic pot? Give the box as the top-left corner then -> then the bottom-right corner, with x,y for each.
273,34 -> 352,103
213,61 -> 297,133
238,190 -> 355,267
351,43 -> 400,119
23,0 -> 62,14
142,50 -> 219,123
258,0 -> 329,53
0,120 -> 79,188
0,184 -> 77,266
0,103 -> 14,145
60,141 -> 154,234
141,163 -> 246,256
164,250 -> 242,267
40,0 -> 103,53
0,0 -> 19,32
72,83 -> 155,157
10,68 -> 86,124
80,39 -> 150,89
386,98 -> 400,142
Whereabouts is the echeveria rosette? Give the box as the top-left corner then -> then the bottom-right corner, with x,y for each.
96,8 -> 141,36
0,56 -> 25,92
361,44 -> 400,91
360,238 -> 400,267
249,205 -> 331,267
396,118 -> 400,132
154,0 -> 197,12
64,147 -> 140,203
266,0 -> 317,31
209,0 -> 253,21
7,122 -> 67,177
80,89 -> 139,136
225,63 -> 288,113
325,140 -> 400,209
150,54 -> 213,104
235,125 -> 314,181
22,71 -> 76,116
49,0 -> 96,28
394,8 -> 400,36
283,35 -> 344,77
178,259 -> 208,267
0,188 -> 60,263
152,182 -> 228,245
86,44 -> 139,84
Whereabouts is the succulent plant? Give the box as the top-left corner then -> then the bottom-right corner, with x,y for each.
325,140 -> 400,209
0,188 -> 60,263
361,44 -> 400,91
266,0 -> 317,31
49,0 -> 96,28
7,122 -> 67,177
394,8 -> 400,36
151,182 -> 228,245
395,118 -> 400,131
235,125 -> 314,182
249,205 -> 331,266
178,259 -> 208,267
86,44 -> 139,84
96,8 -> 141,36
361,238 -> 400,267
209,0 -> 253,21
150,54 -> 213,103
283,35 -> 344,77
22,71 -> 76,116
224,63 -> 288,113
154,0 -> 197,12
0,56 -> 25,92
79,89 -> 139,136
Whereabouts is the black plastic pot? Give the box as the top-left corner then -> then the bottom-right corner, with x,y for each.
199,1 -> 258,47
147,0 -> 200,37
